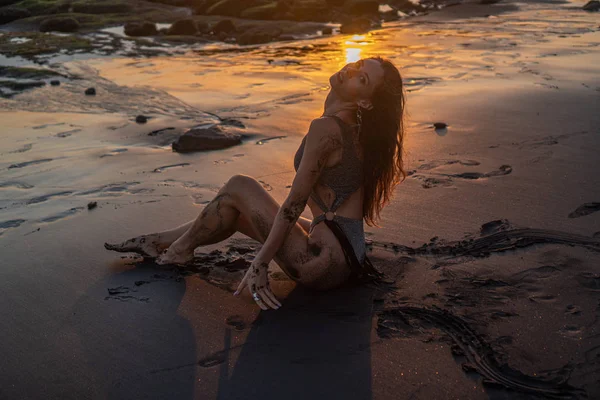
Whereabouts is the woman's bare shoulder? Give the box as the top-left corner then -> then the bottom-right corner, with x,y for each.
306,116 -> 343,143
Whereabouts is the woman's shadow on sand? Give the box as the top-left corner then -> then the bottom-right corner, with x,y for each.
70,259 -> 376,400
67,261 -> 196,399
217,284 -> 376,400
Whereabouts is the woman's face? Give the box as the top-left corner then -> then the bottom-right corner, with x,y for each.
329,58 -> 385,108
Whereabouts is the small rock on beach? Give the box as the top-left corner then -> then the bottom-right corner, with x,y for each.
583,1 -> 600,11
172,125 -> 242,153
136,115 -> 148,124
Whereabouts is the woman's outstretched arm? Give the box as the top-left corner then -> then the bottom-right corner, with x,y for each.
235,117 -> 341,307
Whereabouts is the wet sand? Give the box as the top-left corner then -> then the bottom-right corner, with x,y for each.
1,1 -> 600,399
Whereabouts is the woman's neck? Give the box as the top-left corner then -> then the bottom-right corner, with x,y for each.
323,91 -> 357,123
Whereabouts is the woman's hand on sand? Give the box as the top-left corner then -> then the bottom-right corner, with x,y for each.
234,260 -> 281,310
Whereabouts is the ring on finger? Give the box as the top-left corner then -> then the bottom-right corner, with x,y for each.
252,292 -> 261,302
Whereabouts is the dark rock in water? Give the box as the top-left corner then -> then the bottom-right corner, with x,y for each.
71,2 -> 132,14
172,125 -> 242,153
50,80 -> 60,86
434,122 -> 447,129
381,10 -> 400,22
583,0 -> 600,11
0,6 -> 30,25
167,18 -> 198,35
87,201 -> 97,210
135,115 -> 148,124
212,19 -> 236,34
85,87 -> 96,95
124,21 -> 158,37
347,0 -> 379,15
340,17 -> 372,34
237,26 -> 282,45
322,26 -> 333,35
40,17 -> 80,33
196,20 -> 210,33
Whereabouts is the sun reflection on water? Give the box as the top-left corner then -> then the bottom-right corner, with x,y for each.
345,48 -> 362,63
343,34 -> 375,64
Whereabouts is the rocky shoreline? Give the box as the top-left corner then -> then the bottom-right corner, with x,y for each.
0,0 -> 463,60
1,0 -> 598,62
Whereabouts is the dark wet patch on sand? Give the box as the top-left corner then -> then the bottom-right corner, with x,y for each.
568,202 -> 600,219
26,191 -> 73,205
152,163 -> 190,173
55,129 -> 82,138
411,175 -> 454,189
78,181 -> 142,196
408,160 -> 511,188
31,123 -> 66,130
448,165 -> 512,180
39,207 -> 84,223
0,181 -> 34,189
99,148 -> 128,158
480,219 -> 512,235
368,220 -> 600,258
0,219 -> 27,235
8,158 -> 53,169
417,159 -> 480,171
8,143 -> 33,154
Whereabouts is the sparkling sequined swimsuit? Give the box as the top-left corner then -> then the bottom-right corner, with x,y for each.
293,115 -> 366,264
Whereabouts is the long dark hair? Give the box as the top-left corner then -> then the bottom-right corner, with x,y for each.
360,57 -> 406,226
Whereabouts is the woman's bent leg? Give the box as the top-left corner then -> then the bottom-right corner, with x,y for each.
156,175 -> 350,288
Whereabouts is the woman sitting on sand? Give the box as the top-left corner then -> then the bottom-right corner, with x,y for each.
105,57 -> 405,310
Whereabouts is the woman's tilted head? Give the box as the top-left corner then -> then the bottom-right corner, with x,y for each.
342,57 -> 405,226
329,58 -> 386,109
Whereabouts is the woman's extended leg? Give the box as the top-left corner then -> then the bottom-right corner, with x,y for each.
106,174 -> 348,287
104,208 -> 312,258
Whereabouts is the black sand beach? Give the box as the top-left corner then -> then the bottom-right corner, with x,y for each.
1,0 -> 599,399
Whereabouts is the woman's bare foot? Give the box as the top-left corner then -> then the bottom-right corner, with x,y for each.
104,234 -> 167,258
155,241 -> 195,265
